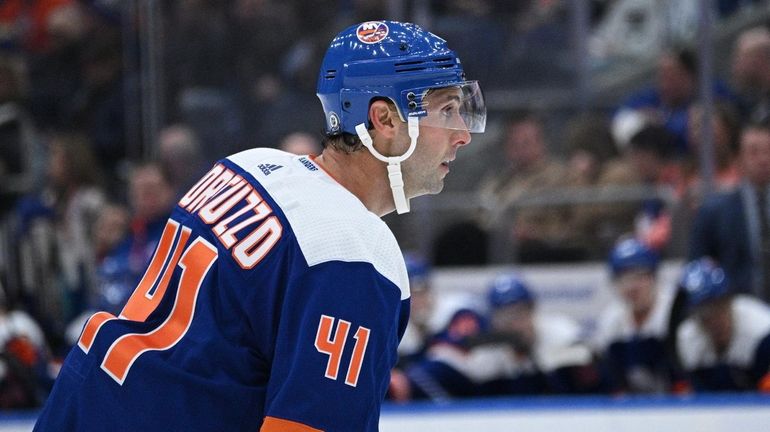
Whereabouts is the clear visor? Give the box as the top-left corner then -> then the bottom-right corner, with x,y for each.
405,81 -> 486,133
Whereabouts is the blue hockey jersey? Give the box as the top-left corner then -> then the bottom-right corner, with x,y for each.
34,149 -> 411,432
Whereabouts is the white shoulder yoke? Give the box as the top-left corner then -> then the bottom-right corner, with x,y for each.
228,149 -> 409,299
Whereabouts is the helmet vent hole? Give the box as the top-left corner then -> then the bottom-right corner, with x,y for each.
324,70 -> 337,79
343,101 -> 351,108
394,59 -> 426,73
394,60 -> 423,66
432,57 -> 456,69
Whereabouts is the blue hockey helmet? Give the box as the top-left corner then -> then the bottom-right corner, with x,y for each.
608,238 -> 659,278
679,258 -> 730,309
488,273 -> 534,309
316,20 -> 486,136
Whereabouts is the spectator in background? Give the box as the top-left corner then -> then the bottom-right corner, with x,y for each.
64,203 -> 130,347
564,113 -> 619,189
0,0 -> 77,53
0,55 -> 41,218
166,1 -> 247,158
88,163 -> 175,316
561,112 -> 622,257
0,285 -> 50,409
92,203 -> 130,265
88,203 -> 131,312
278,131 -> 322,156
614,47 -> 735,155
14,133 -> 105,351
477,112 -> 576,262
670,102 -> 742,256
66,32 -> 126,174
593,238 -> 682,394
681,102 -> 741,210
689,120 -> 770,303
677,258 -> 770,393
166,0 -> 238,97
25,2 -> 89,130
731,26 -> 770,123
232,0 -> 298,95
157,124 -> 207,197
599,124 -> 683,251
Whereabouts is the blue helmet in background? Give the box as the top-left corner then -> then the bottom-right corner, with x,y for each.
404,252 -> 430,287
608,238 -> 659,278
488,273 -> 534,309
680,258 -> 730,309
316,20 -> 486,136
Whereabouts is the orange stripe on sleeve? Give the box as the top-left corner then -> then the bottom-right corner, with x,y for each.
260,416 -> 323,432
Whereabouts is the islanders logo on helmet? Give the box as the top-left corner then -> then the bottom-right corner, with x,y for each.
356,21 -> 389,44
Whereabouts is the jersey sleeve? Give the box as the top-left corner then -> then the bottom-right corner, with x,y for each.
260,260 -> 405,432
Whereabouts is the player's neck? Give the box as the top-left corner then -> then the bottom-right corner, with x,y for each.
316,148 -> 395,216
632,304 -> 652,328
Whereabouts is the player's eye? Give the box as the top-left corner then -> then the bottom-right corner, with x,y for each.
441,104 -> 459,118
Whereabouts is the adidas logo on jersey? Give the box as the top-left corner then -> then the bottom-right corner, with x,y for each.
258,163 -> 283,176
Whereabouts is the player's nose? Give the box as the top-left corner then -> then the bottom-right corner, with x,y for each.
454,128 -> 471,147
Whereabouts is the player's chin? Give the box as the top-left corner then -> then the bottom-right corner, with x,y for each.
408,181 -> 444,198
426,179 -> 445,195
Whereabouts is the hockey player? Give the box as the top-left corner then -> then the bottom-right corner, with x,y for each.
677,258 -> 770,392
403,273 -> 598,399
475,273 -> 600,395
593,238 -> 682,393
34,20 -> 485,431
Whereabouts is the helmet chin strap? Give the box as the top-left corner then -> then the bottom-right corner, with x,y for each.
355,116 -> 420,214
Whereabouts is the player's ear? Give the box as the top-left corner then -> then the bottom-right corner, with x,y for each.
369,100 -> 398,139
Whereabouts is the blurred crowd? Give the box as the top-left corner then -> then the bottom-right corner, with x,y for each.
0,0 -> 768,409
443,27 -> 770,265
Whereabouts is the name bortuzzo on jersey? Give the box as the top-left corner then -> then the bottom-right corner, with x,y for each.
179,163 -> 283,269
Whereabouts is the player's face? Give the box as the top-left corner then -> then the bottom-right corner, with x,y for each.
740,128 -> 770,187
615,269 -> 656,315
130,167 -> 175,220
445,311 -> 484,341
505,119 -> 545,168
399,87 -> 472,197
491,303 -> 535,349
696,297 -> 733,350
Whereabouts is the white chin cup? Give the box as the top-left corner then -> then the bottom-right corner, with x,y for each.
355,117 -> 419,214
